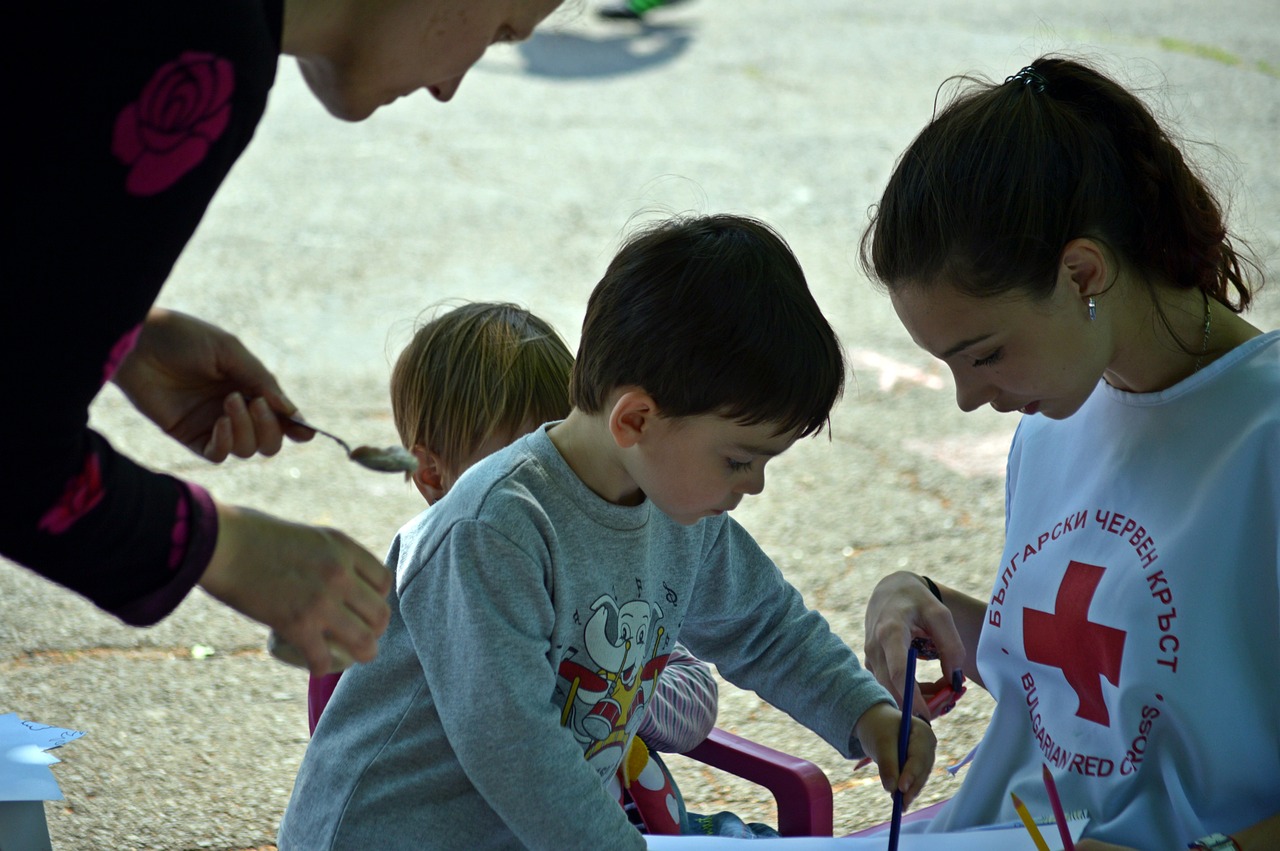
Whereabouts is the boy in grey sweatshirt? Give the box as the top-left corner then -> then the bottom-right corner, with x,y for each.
279,214 -> 935,850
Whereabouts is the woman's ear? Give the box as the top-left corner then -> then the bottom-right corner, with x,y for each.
1059,238 -> 1111,298
411,444 -> 447,505
608,388 -> 658,449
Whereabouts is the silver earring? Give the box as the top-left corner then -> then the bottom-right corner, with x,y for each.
1088,297 -> 1096,321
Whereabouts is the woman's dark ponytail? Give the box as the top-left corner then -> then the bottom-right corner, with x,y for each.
862,55 -> 1260,314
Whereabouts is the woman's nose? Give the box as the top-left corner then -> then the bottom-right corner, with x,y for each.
953,371 -> 994,413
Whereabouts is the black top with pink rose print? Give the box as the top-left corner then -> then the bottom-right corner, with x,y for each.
1,0 -> 284,623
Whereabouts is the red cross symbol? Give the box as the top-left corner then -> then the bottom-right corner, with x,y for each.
1023,560 -> 1126,726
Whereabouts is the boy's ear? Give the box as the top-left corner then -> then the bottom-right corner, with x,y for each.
411,444 -> 447,505
608,388 -> 658,449
1059,238 -> 1110,298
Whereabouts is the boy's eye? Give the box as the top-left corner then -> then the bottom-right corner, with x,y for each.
972,348 -> 1003,367
727,458 -> 753,473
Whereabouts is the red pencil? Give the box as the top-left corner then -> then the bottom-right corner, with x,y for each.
1042,764 -> 1076,851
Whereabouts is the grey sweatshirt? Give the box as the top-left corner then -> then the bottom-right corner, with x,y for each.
279,425 -> 890,850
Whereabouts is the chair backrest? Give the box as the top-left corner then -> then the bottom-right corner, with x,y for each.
681,727 -> 834,836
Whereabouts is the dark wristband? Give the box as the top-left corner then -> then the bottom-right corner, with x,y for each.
921,575 -> 944,603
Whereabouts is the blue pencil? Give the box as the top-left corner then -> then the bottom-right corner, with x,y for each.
887,645 -> 918,851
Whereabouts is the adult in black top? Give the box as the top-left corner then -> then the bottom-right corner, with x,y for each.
3,0 -> 564,674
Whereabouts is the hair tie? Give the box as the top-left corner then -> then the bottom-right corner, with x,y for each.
1005,66 -> 1048,93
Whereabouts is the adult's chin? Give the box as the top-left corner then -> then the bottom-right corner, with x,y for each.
296,58 -> 377,122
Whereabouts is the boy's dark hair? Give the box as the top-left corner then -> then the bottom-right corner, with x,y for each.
860,56 -> 1260,321
570,214 -> 844,438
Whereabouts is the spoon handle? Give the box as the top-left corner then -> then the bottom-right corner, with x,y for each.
284,414 -> 353,456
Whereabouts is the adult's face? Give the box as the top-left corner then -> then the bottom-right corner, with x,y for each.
291,0 -> 563,121
890,276 -> 1108,420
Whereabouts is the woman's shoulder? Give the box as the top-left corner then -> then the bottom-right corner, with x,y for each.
1204,329 -> 1280,414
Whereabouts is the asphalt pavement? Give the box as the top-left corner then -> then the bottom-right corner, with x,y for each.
2,1 -> 1277,847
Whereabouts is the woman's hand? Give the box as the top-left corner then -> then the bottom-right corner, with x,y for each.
863,571 -> 974,719
112,308 -> 312,461
199,503 -> 393,676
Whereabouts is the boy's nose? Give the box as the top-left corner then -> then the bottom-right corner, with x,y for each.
429,75 -> 465,102
738,469 -> 766,496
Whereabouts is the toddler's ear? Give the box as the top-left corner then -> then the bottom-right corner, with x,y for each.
411,445 -> 447,505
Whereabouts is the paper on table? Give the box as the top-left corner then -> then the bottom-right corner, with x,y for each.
0,713 -> 86,802
645,816 -> 1088,850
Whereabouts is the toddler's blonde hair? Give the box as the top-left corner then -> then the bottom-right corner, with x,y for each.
390,302 -> 573,469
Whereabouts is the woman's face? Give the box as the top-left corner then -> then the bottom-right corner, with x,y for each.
889,274 -> 1110,420
291,0 -> 563,121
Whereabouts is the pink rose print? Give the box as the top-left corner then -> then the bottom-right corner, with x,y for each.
102,323 -> 143,386
112,51 -> 235,197
38,453 -> 105,535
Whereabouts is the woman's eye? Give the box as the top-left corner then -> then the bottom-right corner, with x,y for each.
727,459 -> 753,473
972,348 -> 1003,367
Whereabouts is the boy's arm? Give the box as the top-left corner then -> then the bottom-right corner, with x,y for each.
401,520 -> 645,850
678,520 -> 894,759
635,643 -> 718,753
686,559 -> 937,803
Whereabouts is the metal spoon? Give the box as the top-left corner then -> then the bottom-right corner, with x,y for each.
285,415 -> 418,474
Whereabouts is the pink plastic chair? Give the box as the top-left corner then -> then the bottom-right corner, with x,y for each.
305,672 -> 834,836
680,726 -> 834,836
307,672 -> 341,736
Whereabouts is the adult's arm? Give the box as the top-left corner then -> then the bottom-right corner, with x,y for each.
2,0 -> 284,621
2,2 -> 392,672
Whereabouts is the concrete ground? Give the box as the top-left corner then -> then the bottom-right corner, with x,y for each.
2,1 -> 1276,847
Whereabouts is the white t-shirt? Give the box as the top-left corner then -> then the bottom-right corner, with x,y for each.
929,331 -> 1280,847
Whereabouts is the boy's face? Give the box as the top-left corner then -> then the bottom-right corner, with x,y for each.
629,414 -> 798,526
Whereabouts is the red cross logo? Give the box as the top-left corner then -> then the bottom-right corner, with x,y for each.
1023,560 -> 1126,726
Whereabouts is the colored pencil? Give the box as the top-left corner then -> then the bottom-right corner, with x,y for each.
887,645 -> 918,851
1042,764 -> 1076,851
1010,792 -> 1051,851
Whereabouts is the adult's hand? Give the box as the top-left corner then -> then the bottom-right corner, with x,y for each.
199,502 -> 393,676
112,307 -> 312,461
863,571 -> 973,718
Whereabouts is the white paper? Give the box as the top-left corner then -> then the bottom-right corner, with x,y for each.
0,713 -> 86,802
646,816 -> 1087,850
